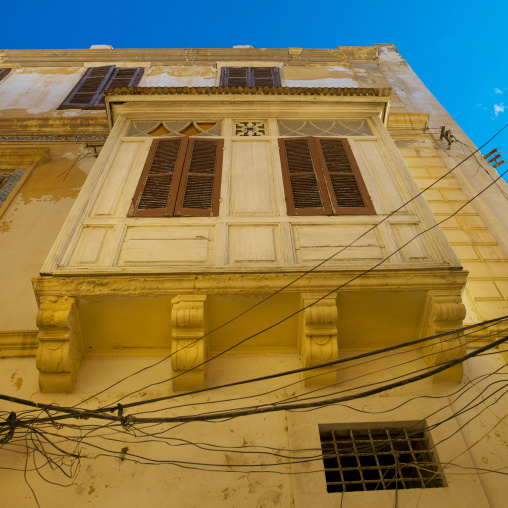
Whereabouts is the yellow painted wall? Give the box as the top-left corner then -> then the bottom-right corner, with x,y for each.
0,144 -> 94,329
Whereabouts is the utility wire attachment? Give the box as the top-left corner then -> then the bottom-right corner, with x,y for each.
440,126 -> 456,149
483,147 -> 505,169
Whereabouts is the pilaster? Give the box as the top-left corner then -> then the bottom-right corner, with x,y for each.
171,295 -> 207,391
299,293 -> 338,386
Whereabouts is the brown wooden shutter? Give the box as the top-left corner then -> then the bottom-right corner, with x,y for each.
316,138 -> 375,215
0,68 -> 11,82
252,67 -> 281,86
221,67 -> 281,86
279,137 -> 331,216
220,67 -> 249,86
96,68 -> 144,107
59,66 -> 115,109
130,138 -> 188,217
174,139 -> 224,217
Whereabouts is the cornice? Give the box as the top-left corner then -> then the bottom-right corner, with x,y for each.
105,86 -> 393,127
0,117 -> 110,137
33,269 -> 468,299
105,85 -> 392,98
0,46 -> 378,67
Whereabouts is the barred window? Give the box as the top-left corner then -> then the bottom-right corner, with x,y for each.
320,426 -> 444,492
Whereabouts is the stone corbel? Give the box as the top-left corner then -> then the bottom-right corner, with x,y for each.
299,293 -> 338,386
36,296 -> 85,393
171,295 -> 207,391
420,294 -> 466,382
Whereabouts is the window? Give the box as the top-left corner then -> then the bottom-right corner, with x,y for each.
320,426 -> 444,492
59,66 -> 144,110
279,137 -> 375,216
129,137 -> 224,217
0,170 -> 25,209
220,67 -> 281,87
0,68 -> 11,82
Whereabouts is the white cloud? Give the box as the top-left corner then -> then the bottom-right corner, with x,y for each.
494,103 -> 505,116
494,88 -> 504,94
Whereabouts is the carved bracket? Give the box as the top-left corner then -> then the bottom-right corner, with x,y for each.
420,294 -> 466,382
35,296 -> 85,392
300,293 -> 338,386
171,295 -> 207,391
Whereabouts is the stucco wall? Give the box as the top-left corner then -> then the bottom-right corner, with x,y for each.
0,144 -> 94,329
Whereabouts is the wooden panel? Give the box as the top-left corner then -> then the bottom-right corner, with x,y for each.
220,67 -> 249,86
119,227 -> 213,264
252,67 -> 281,86
175,138 -> 223,217
130,138 -> 187,217
293,225 -> 383,263
279,137 -> 331,216
96,67 -> 144,107
229,226 -> 278,263
59,66 -> 115,109
231,141 -> 275,215
391,224 -> 431,262
94,141 -> 144,216
71,227 -> 110,265
316,138 -> 375,215
0,68 -> 11,82
355,139 -> 406,213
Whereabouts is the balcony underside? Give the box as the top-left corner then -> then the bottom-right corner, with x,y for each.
32,268 -> 468,392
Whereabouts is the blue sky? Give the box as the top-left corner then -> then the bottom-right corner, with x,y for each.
2,1 -> 507,176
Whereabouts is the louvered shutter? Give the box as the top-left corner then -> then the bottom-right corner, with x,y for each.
0,68 -> 11,82
279,137 -> 331,216
174,139 -> 224,217
220,67 -> 281,86
252,67 -> 281,86
220,67 -> 249,86
59,66 -> 115,109
130,138 -> 188,217
96,68 -> 144,107
316,138 -> 375,215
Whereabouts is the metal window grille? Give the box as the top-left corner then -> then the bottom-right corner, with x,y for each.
320,427 -> 444,492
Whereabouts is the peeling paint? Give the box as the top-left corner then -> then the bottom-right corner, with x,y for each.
0,68 -> 83,114
141,66 -> 216,87
257,490 -> 280,507
283,65 -> 359,88
18,154 -> 92,205
0,219 -> 12,232
285,77 -> 359,87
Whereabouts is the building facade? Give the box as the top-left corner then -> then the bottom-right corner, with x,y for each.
0,44 -> 507,507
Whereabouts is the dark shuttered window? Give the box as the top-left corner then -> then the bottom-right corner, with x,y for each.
59,66 -> 144,110
0,68 -> 11,82
130,137 -> 223,217
279,137 -> 374,216
220,67 -> 281,87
